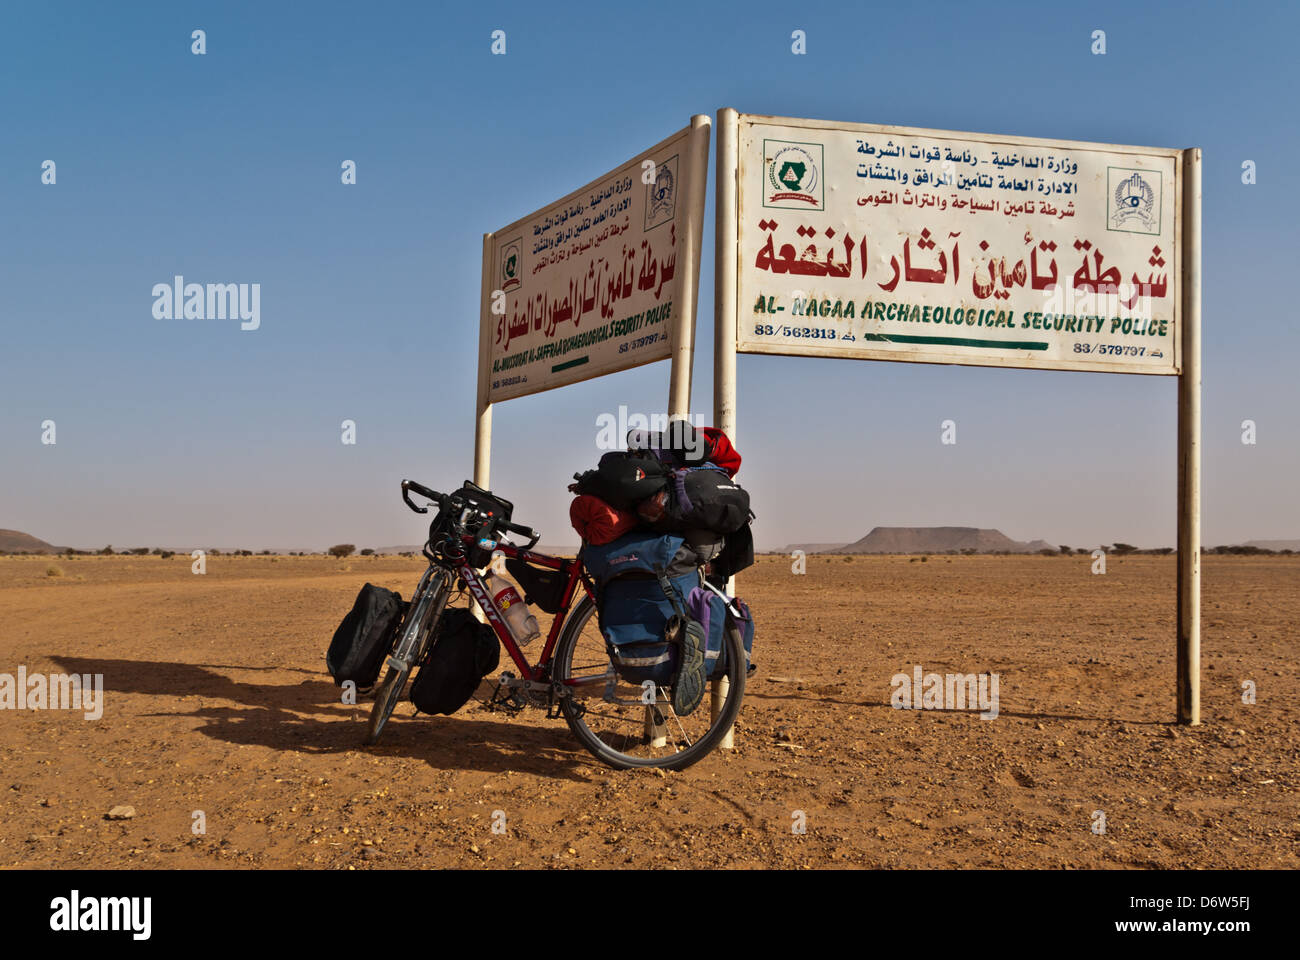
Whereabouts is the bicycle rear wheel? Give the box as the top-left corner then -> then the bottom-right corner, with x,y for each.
553,592 -> 746,770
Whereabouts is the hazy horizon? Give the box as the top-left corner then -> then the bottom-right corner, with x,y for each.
5,1 -> 1297,554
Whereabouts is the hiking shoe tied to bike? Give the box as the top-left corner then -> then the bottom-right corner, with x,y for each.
670,617 -> 708,716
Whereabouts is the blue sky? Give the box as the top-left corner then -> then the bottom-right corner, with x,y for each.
2,0 -> 1296,550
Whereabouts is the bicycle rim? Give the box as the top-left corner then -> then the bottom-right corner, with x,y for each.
554,593 -> 746,770
364,663 -> 409,745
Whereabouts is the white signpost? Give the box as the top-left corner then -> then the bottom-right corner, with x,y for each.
476,118 -> 712,488
716,109 -> 1202,723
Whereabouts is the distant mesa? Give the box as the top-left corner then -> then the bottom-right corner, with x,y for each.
817,526 -> 1054,554
0,530 -> 62,554
1240,539 -> 1300,552
782,542 -> 850,555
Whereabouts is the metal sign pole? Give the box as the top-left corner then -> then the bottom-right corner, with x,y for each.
667,114 -> 712,421
1176,149 -> 1202,725
474,233 -> 495,492
711,107 -> 741,749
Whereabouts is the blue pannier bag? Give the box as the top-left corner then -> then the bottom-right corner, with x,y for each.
585,532 -> 701,685
686,584 -> 755,678
583,531 -> 686,588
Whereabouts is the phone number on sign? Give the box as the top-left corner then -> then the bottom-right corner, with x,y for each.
618,332 -> 664,353
753,324 -> 840,340
1074,343 -> 1147,356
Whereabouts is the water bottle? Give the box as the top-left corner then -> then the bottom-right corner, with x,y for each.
485,572 -> 540,645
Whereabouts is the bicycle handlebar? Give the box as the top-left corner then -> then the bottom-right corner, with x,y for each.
499,519 -> 541,550
401,479 -> 444,514
401,479 -> 540,549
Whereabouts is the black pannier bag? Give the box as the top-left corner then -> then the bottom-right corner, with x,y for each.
327,583 -> 405,688
711,523 -> 755,579
410,608 -> 500,715
504,556 -> 566,614
572,452 -> 668,510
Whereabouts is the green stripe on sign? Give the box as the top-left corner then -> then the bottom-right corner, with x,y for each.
861,333 -> 1049,350
552,355 -> 590,373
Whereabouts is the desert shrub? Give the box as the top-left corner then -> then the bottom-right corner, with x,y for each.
160,551 -> 174,559
360,548 -> 375,556
920,555 -> 928,562
1038,548 -> 1057,556
260,550 -> 271,555
45,564 -> 63,577
99,545 -> 114,555
1111,543 -> 1137,555
329,544 -> 356,559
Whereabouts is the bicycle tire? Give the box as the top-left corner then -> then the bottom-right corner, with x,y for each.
363,573 -> 448,745
363,662 -> 409,745
553,592 -> 746,770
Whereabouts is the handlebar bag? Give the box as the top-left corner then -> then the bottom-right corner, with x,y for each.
326,584 -> 406,689
410,608 -> 500,715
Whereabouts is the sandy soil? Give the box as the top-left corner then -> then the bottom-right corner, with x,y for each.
1,552 -> 1296,869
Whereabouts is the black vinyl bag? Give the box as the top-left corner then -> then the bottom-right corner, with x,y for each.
652,467 -> 751,535
410,608 -> 500,715
504,557 -> 567,614
326,583 -> 405,688
573,452 -> 668,510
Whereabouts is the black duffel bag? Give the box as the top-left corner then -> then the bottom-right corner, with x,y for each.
410,608 -> 500,715
327,583 -> 406,688
572,452 -> 668,510
643,466 -> 751,535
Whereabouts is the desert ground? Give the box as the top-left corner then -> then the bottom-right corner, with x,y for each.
1,552 -> 1296,869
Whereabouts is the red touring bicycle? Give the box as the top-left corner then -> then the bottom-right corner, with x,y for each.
364,479 -> 746,770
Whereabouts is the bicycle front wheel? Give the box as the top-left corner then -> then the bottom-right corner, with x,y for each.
363,661 -> 410,745
364,570 -> 448,745
553,592 -> 746,770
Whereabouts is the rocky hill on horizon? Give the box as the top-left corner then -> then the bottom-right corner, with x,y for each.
831,526 -> 1055,554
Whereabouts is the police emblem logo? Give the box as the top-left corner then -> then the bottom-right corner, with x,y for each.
644,154 -> 678,231
1107,168 -> 1162,235
499,238 -> 522,292
762,140 -> 824,210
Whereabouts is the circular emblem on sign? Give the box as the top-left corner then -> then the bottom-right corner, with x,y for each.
768,145 -> 819,201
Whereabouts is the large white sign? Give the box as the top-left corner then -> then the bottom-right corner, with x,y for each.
485,125 -> 702,402
734,114 -> 1183,375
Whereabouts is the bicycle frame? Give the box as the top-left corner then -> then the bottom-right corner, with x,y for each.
454,537 -> 596,685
